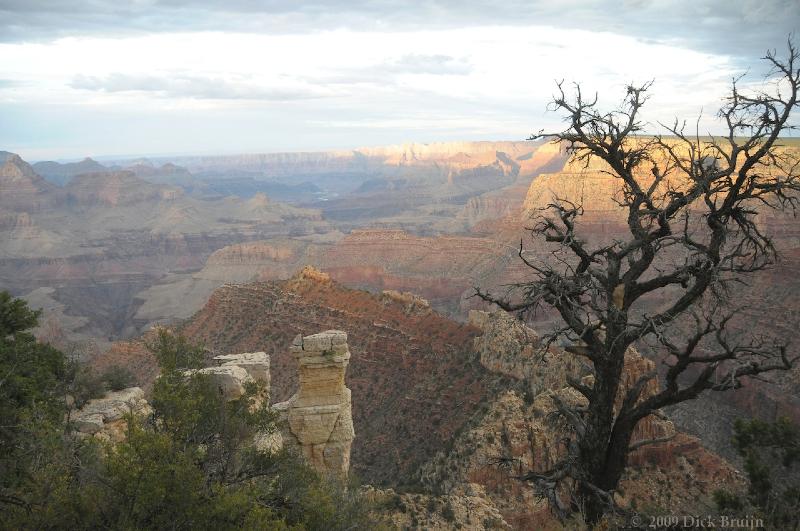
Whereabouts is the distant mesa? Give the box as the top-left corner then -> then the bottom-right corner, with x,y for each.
64,170 -> 184,206
0,154 -> 61,212
33,157 -> 108,186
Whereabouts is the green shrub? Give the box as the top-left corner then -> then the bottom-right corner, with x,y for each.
68,364 -> 107,408
101,364 -> 136,391
441,501 -> 456,522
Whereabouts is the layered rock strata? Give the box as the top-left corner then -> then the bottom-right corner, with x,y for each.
274,330 -> 355,478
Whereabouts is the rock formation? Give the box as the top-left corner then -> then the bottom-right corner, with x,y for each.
71,387 -> 152,442
75,342 -> 354,479
187,351 -> 270,401
274,330 -> 355,478
470,310 -> 544,382
379,289 -> 431,314
213,351 -> 270,386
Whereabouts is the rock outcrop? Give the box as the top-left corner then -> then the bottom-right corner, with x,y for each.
195,365 -> 253,400
379,289 -> 431,314
213,351 -> 270,386
416,309 -> 742,525
470,310 -> 544,382
187,351 -> 271,401
71,387 -> 152,442
274,330 -> 355,478
418,387 -> 740,528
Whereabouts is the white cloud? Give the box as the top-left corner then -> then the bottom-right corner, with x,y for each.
0,26 -> 756,158
69,73 -> 328,101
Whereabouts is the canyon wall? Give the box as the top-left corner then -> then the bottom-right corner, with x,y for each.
4,140 -> 568,348
0,154 -> 326,345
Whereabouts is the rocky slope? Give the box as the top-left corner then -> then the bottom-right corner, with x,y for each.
178,268 -> 504,485
416,311 -> 744,527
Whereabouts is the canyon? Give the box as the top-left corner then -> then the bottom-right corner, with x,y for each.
2,141 -> 562,349
4,137 -> 800,527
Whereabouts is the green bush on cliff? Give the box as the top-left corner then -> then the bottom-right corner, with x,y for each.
101,364 -> 137,391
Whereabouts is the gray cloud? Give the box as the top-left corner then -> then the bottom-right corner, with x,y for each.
0,1 -> 797,63
69,73 -> 325,101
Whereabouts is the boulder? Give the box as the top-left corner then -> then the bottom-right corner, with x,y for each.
71,387 -> 152,441
195,365 -> 253,400
213,351 -> 270,384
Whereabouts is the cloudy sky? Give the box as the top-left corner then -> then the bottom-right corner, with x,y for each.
0,1 -> 797,161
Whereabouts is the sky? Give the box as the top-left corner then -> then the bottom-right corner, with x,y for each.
0,0 -> 797,161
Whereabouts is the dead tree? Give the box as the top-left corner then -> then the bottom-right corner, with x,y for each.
476,40 -> 800,524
